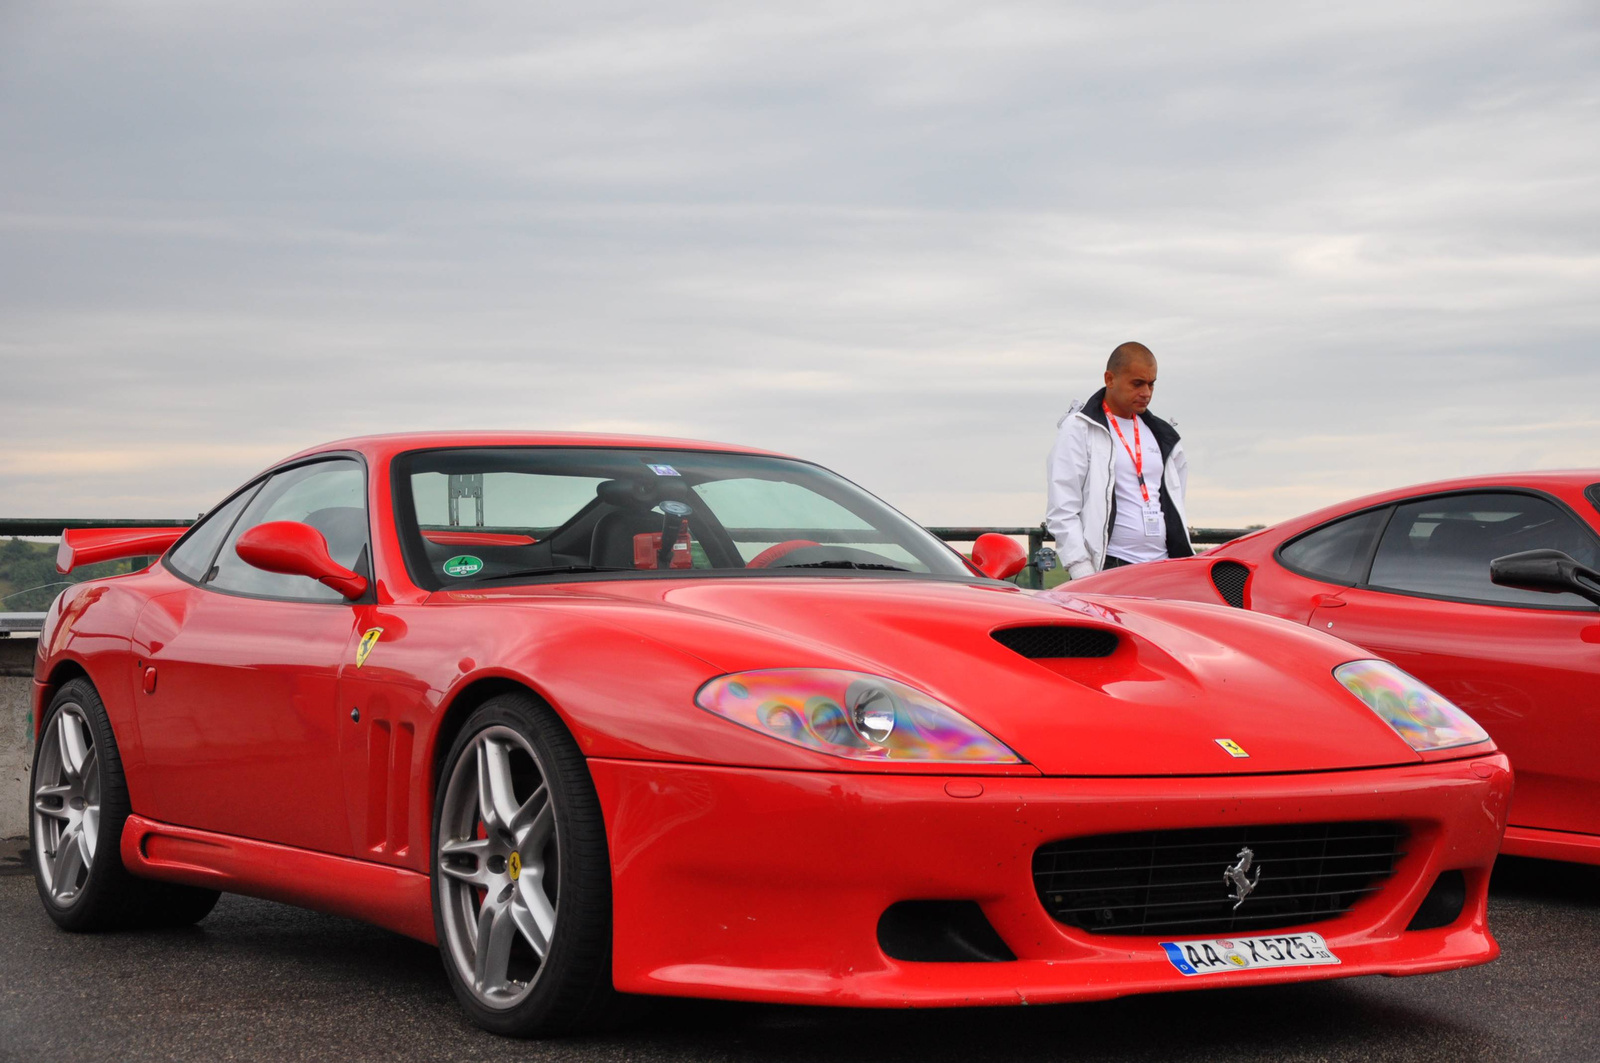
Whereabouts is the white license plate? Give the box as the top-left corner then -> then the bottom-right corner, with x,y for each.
1160,931 -> 1340,976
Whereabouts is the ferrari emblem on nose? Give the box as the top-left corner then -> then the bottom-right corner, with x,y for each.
1225,847 -> 1262,909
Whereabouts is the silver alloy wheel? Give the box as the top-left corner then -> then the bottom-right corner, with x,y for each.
33,704 -> 101,906
437,725 -> 560,1009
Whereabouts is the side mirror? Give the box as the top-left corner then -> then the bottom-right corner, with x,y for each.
1489,549 -> 1600,607
971,533 -> 1028,581
234,521 -> 369,600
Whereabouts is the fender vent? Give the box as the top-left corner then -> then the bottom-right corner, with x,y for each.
1210,561 -> 1251,608
993,626 -> 1118,659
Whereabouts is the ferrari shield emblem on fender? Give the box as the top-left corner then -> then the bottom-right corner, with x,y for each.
1225,847 -> 1262,909
355,627 -> 384,668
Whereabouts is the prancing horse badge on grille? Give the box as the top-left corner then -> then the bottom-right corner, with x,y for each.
1225,847 -> 1262,909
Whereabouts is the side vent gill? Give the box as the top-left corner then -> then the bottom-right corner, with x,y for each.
1210,560 -> 1251,609
992,626 -> 1118,659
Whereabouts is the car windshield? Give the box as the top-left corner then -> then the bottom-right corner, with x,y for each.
393,447 -> 973,588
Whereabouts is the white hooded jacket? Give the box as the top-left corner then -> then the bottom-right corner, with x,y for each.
1046,387 -> 1193,580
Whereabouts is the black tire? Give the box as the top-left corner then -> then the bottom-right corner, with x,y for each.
31,677 -> 221,931
431,691 -> 616,1037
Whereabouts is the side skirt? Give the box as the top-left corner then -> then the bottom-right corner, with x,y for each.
1502,824 -> 1600,867
120,814 -> 437,944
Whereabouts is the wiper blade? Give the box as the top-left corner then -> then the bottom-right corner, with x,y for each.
474,565 -> 637,582
773,560 -> 911,572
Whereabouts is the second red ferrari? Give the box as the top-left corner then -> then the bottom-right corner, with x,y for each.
1068,470 -> 1600,866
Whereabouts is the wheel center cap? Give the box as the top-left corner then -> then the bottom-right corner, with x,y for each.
507,851 -> 521,881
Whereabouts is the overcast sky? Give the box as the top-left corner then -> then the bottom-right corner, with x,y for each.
2,1 -> 1597,529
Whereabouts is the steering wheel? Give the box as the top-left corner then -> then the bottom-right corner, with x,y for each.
744,540 -> 820,569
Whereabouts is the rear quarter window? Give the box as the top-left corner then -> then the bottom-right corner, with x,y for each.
1277,508 -> 1389,585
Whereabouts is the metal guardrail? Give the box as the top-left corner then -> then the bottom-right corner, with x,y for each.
0,520 -> 1255,613
4,519 -> 1254,544
926,524 -> 1252,588
0,614 -> 44,636
0,518 -> 195,536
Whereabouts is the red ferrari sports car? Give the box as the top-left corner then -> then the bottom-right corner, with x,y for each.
33,433 -> 1510,1037
1069,470 -> 1600,867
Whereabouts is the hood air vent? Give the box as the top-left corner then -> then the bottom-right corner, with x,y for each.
993,626 -> 1118,659
1210,560 -> 1250,608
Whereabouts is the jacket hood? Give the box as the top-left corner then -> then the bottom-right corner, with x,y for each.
439,576 -> 1421,777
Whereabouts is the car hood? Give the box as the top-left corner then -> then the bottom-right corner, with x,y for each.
437,576 -> 1424,777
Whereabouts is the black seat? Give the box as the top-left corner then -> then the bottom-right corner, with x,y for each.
303,507 -> 369,570
589,508 -> 665,569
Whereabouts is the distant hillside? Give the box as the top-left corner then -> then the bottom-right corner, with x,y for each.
0,538 -> 143,612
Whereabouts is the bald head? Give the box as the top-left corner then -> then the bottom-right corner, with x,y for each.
1107,341 -> 1155,375
1103,341 -> 1157,417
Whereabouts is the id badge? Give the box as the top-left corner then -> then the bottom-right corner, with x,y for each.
1143,503 -> 1163,537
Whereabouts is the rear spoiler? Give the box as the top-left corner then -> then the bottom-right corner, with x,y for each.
57,527 -> 187,574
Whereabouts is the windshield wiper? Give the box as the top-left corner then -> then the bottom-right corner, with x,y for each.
772,560 -> 911,572
473,565 -> 637,582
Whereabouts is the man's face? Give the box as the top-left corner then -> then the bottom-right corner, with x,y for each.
1104,358 -> 1157,417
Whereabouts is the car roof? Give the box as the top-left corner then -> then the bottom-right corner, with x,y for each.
279,431 -> 790,466
1281,468 -> 1600,534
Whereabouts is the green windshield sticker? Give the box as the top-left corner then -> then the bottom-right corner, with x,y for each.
442,555 -> 484,578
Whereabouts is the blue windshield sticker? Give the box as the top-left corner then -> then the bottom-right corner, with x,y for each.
646,464 -> 681,477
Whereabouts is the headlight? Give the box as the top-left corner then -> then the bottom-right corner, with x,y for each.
1334,660 -> 1489,753
695,669 -> 1022,764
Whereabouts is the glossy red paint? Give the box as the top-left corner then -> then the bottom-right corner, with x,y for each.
1072,469 -> 1600,865
121,814 -> 434,942
56,527 -> 185,574
421,530 -> 538,547
595,755 -> 1509,1004
970,532 -> 1028,581
32,432 -> 1518,1008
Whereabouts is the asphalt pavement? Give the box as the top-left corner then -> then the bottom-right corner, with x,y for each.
1,840 -> 1597,1063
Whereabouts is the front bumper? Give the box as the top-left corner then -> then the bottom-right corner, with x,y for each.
590,753 -> 1511,1006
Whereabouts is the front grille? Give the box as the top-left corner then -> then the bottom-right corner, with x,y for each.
1034,821 -> 1406,936
1210,560 -> 1250,608
992,625 -> 1118,659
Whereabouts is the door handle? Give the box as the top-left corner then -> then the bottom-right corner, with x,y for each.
1313,594 -> 1347,609
141,666 -> 158,694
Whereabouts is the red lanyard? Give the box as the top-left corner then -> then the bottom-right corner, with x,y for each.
1104,402 -> 1150,504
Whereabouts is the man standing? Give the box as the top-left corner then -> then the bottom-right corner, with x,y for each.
1045,342 -> 1194,580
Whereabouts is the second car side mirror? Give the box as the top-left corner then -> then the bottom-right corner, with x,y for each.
1489,549 -> 1600,608
971,533 -> 1028,581
234,521 -> 369,600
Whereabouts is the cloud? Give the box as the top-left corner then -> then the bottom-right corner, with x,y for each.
1,0 -> 1597,529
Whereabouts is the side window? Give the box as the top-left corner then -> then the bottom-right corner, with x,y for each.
1368,492 -> 1600,608
1278,508 -> 1389,585
166,483 -> 262,582
207,460 -> 368,601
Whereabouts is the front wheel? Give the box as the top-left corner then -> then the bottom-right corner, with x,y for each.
432,692 -> 616,1037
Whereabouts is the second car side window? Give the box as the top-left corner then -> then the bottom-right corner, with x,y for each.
206,460 -> 369,601
1367,492 -> 1599,608
1277,508 -> 1389,585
